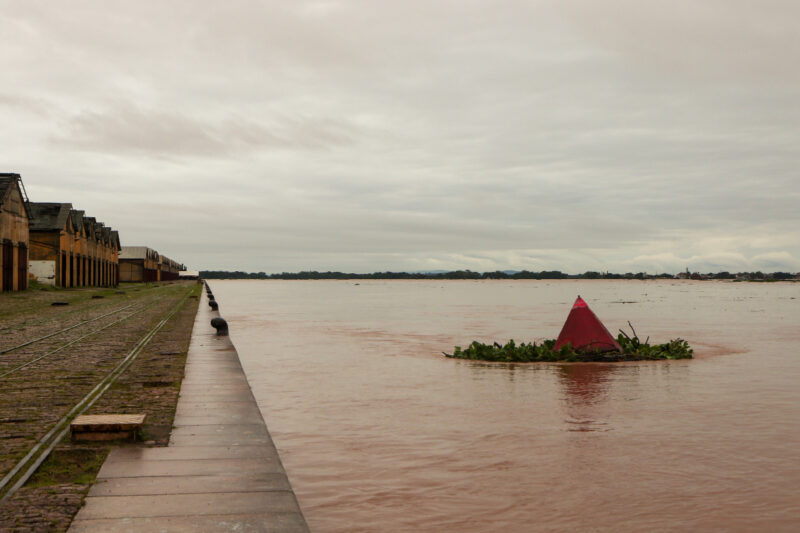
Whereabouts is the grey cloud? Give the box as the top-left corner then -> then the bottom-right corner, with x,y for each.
0,93 -> 57,117
52,104 -> 358,156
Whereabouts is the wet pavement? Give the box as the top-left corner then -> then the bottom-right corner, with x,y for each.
69,292 -> 309,532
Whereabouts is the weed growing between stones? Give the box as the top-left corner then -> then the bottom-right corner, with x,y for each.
27,447 -> 110,488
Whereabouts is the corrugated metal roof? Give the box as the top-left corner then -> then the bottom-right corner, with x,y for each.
29,202 -> 74,231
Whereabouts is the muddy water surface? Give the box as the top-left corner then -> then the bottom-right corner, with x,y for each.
211,280 -> 800,532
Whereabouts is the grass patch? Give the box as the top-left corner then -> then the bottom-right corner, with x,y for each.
27,447 -> 110,487
27,280 -> 59,292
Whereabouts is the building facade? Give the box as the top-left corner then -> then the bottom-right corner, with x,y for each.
0,174 -> 31,291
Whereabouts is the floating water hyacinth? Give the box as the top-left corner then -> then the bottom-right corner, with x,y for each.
446,328 -> 693,362
446,296 -> 694,362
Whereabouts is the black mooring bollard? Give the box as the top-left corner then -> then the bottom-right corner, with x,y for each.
209,300 -> 219,311
211,317 -> 228,336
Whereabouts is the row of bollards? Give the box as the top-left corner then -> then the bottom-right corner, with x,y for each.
203,281 -> 228,336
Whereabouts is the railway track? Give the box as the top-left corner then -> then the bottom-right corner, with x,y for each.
0,284 -> 194,504
0,300 -> 161,379
0,315 -> 59,335
0,303 -> 139,356
0,285 -> 164,342
0,289 -> 171,378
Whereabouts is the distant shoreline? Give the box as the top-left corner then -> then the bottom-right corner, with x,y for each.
200,270 -> 798,282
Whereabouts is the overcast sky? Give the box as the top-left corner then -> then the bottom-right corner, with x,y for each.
2,1 -> 798,273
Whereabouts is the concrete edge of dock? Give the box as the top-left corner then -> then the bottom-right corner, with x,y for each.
68,286 -> 310,532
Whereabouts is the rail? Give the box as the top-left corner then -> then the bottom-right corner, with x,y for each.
0,303 -> 139,355
0,299 -> 162,379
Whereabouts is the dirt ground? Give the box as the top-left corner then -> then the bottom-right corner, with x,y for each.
0,281 -> 201,532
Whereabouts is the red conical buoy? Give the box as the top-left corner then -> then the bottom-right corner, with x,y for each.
554,296 -> 622,353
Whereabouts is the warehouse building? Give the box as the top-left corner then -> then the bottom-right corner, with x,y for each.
29,202 -> 120,287
158,254 -> 185,281
119,246 -> 160,282
119,247 -> 186,282
2,172 -> 181,290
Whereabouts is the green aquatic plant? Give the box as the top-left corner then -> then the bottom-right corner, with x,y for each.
446,325 -> 693,362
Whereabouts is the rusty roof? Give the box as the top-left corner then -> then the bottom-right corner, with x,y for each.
0,175 -> 17,202
120,246 -> 158,260
0,173 -> 31,218
110,230 -> 121,250
69,210 -> 84,233
82,216 -> 96,234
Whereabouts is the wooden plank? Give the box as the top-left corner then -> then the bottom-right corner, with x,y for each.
71,414 -> 146,441
72,414 -> 145,432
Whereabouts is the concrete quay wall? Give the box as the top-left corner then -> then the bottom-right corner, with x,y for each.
69,288 -> 309,532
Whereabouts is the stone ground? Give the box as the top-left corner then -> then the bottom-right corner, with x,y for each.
0,281 -> 201,532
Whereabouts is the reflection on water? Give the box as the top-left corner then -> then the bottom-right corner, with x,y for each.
213,280 -> 800,532
558,364 -> 615,432
559,363 -> 615,406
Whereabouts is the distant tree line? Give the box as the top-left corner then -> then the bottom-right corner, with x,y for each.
199,270 -> 798,281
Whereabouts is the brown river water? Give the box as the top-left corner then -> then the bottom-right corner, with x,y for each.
209,280 -> 800,532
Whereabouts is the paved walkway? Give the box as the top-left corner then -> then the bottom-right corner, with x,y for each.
69,290 -> 309,532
